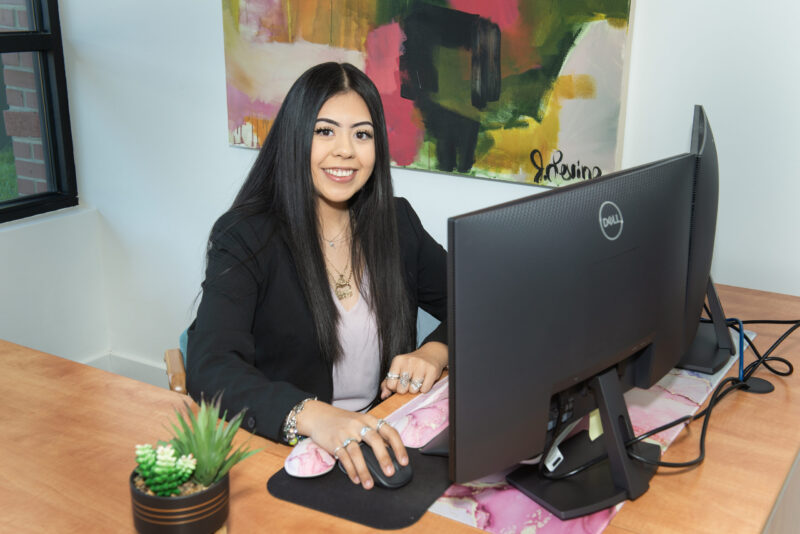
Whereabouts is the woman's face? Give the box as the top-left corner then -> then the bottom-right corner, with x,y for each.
310,91 -> 376,211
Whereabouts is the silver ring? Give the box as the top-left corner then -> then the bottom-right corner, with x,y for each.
385,372 -> 400,380
375,419 -> 389,432
359,425 -> 372,438
410,378 -> 423,391
341,437 -> 356,449
332,446 -> 343,459
400,372 -> 411,387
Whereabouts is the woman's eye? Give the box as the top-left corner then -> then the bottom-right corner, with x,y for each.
314,127 -> 334,136
355,130 -> 373,140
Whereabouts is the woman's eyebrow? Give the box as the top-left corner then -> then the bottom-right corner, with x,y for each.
315,118 -> 373,128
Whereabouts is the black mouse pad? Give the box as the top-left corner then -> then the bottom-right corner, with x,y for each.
267,448 -> 451,530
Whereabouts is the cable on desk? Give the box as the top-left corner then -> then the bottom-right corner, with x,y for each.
538,393 -> 577,480
738,319 -> 798,379
627,377 -> 745,468
540,315 -> 800,475
729,317 -> 745,381
628,316 -> 800,468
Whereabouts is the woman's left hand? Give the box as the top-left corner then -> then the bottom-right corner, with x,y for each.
380,341 -> 447,399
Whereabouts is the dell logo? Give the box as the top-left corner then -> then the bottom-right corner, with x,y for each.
599,201 -> 623,241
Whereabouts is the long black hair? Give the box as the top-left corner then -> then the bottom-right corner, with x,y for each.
228,62 -> 415,376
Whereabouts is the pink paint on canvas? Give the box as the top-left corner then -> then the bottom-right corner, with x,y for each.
364,23 -> 423,166
226,83 -> 280,131
237,0 -> 285,44
449,0 -> 520,30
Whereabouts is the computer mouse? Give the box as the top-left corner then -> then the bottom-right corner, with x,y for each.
338,441 -> 413,489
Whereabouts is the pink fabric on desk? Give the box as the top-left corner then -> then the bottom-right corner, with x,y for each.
286,353 -> 737,532
284,436 -> 336,478
387,357 -> 737,534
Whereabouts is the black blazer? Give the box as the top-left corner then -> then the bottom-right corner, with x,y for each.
186,197 -> 447,442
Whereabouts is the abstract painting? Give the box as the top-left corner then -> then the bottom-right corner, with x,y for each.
223,0 -> 632,186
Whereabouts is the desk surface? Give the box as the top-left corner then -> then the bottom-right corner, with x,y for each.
1,285 -> 798,533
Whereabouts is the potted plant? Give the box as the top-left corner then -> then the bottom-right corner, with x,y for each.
130,395 -> 259,534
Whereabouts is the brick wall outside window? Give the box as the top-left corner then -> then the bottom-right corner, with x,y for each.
1,0 -> 48,197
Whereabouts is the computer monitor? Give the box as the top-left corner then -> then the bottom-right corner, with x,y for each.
442,106 -> 721,519
677,106 -> 735,374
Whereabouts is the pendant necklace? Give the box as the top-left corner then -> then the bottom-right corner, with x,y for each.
323,225 -> 348,249
325,256 -> 353,300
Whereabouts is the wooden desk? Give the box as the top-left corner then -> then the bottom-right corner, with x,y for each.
0,285 -> 797,533
0,338 -> 475,533
607,285 -> 800,534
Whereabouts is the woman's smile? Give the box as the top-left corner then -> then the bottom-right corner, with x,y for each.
323,167 -> 358,182
310,91 -> 376,210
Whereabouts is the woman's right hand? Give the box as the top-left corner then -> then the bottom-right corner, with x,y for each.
295,400 -> 408,490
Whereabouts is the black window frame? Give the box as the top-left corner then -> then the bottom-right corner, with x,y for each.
0,0 -> 77,223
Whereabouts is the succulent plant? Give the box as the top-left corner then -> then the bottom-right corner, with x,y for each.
169,394 -> 259,486
134,394 -> 259,495
135,444 -> 196,496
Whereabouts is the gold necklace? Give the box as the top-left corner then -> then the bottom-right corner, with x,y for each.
322,224 -> 349,249
324,255 -> 353,300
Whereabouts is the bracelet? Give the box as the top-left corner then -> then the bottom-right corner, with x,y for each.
282,397 -> 316,446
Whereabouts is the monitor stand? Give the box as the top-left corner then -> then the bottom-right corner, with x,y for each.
677,277 -> 735,375
677,278 -> 775,393
506,366 -> 659,520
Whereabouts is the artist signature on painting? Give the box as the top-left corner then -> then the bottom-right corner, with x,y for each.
530,149 -> 602,183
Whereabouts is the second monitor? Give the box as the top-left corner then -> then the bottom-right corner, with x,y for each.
441,106 -> 722,519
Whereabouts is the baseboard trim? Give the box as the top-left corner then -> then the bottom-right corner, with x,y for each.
82,353 -> 168,390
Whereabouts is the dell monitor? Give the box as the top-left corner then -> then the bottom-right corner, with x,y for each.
443,106 -> 722,519
677,106 -> 735,374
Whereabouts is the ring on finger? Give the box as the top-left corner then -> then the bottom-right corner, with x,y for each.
400,372 -> 411,387
332,446 -> 343,459
385,372 -> 400,381
410,378 -> 423,391
375,418 -> 390,432
359,425 -> 373,438
341,437 -> 357,449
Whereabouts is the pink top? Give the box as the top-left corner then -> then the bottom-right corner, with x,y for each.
330,285 -> 380,412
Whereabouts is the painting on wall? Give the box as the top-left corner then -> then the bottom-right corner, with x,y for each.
223,0 -> 633,186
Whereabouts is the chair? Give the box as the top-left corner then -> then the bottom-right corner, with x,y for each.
164,329 -> 190,394
164,348 -> 187,394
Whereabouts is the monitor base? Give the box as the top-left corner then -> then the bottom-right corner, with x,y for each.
507,432 -> 659,520
741,376 -> 774,394
677,322 -> 735,375
507,367 -> 659,520
677,277 -> 736,375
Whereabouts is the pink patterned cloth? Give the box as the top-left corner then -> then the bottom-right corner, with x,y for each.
286,352 -> 738,533
284,436 -> 336,478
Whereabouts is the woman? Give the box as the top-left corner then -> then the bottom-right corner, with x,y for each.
187,62 -> 448,490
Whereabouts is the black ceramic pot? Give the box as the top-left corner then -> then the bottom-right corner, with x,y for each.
130,471 -> 229,534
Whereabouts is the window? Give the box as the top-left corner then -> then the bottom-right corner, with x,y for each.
0,0 -> 76,223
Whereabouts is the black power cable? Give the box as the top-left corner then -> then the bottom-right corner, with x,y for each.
538,315 -> 800,475
629,317 -> 799,468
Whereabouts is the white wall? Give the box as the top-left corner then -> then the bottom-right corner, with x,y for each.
0,207 -> 108,362
58,1 -> 253,373
622,0 -> 800,294
1,1 -> 798,384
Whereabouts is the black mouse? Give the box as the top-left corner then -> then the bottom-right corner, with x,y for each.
338,441 -> 413,489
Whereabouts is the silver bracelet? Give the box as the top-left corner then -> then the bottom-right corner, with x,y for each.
282,397 -> 316,446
